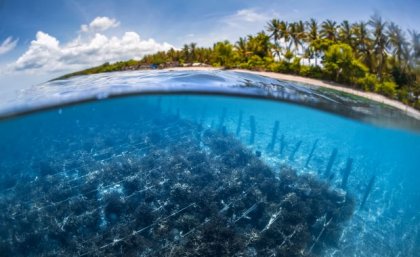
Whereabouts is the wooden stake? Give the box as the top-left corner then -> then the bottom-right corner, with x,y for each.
324,148 -> 337,176
236,111 -> 243,136
249,115 -> 256,144
267,121 -> 279,151
360,175 -> 376,210
341,158 -> 353,188
305,139 -> 319,168
289,141 -> 302,161
218,108 -> 227,132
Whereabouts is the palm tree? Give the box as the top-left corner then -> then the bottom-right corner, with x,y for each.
297,20 -> 306,53
409,30 -> 420,67
320,19 -> 338,41
369,15 -> 388,80
305,18 -> 320,66
338,20 -> 353,47
266,19 -> 281,42
212,40 -> 234,66
266,19 -> 282,59
167,48 -> 179,62
353,21 -> 373,72
387,22 -> 408,64
279,21 -> 290,51
288,21 -> 305,55
235,37 -> 248,61
189,43 -> 197,62
408,30 -> 420,99
194,47 -> 208,63
182,44 -> 190,62
247,32 -> 272,58
306,18 -> 319,42
288,22 -> 298,53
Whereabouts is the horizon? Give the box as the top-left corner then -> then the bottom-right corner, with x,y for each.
0,0 -> 419,93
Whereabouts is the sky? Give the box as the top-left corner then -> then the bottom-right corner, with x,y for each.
0,0 -> 419,95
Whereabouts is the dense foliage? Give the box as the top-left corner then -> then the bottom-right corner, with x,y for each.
59,15 -> 420,109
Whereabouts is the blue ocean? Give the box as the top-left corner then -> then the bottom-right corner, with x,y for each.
0,70 -> 419,256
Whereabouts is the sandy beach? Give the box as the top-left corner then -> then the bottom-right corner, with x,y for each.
166,66 -> 420,120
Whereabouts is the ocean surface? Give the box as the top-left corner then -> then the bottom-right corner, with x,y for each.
0,70 -> 419,256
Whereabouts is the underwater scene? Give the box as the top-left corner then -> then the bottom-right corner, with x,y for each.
0,71 -> 419,257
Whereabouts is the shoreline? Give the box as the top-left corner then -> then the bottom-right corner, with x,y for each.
165,67 -> 420,120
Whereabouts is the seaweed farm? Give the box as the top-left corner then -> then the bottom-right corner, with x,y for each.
0,72 -> 420,256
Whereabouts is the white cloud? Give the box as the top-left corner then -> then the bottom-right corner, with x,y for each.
14,32 -> 60,71
231,9 -> 266,23
10,17 -> 174,73
223,9 -> 269,28
0,36 -> 18,55
192,9 -> 277,46
81,16 -> 120,32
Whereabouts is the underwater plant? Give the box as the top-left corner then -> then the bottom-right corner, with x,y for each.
0,107 -> 355,257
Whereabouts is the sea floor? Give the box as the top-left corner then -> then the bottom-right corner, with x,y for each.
0,94 -> 419,257
0,103 -> 355,257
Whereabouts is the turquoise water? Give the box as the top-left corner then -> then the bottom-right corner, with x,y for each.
0,71 -> 419,256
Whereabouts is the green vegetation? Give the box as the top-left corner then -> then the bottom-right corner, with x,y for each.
58,15 -> 420,110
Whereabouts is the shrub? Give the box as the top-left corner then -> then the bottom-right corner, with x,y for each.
323,43 -> 368,83
396,88 -> 410,104
356,73 -> 379,92
238,63 -> 250,69
290,57 -> 301,74
284,50 -> 294,62
247,55 -> 264,69
263,57 -> 274,66
268,61 -> 291,73
299,65 -> 311,77
414,100 -> 420,110
350,59 -> 369,81
300,65 -> 324,79
377,81 -> 397,98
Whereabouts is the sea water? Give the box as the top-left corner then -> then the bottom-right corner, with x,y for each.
0,70 -> 419,256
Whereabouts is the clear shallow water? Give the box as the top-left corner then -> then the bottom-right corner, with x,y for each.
0,71 -> 419,256
3,70 -> 420,131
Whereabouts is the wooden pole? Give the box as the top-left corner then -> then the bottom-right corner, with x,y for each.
305,139 -> 319,168
218,108 -> 227,132
249,115 -> 256,144
236,111 -> 243,136
279,135 -> 286,156
360,175 -> 376,210
289,141 -> 302,161
324,148 -> 338,177
341,158 -> 353,188
267,121 -> 279,151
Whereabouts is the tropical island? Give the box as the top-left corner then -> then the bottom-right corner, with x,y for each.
58,15 -> 420,111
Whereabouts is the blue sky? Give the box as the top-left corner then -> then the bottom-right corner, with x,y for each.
0,0 -> 419,93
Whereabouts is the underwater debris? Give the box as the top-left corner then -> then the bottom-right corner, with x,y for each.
0,111 -> 355,257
